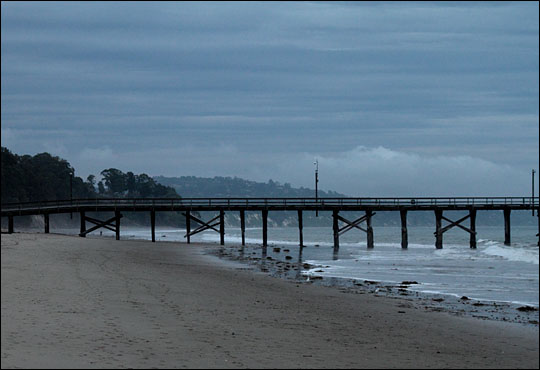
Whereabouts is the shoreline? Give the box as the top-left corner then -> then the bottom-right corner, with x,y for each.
208,240 -> 540,327
2,232 -> 539,368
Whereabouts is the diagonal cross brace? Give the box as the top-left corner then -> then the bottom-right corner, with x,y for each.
80,214 -> 122,237
183,213 -> 220,238
85,215 -> 117,233
435,214 -> 476,235
337,213 -> 376,236
338,214 -> 367,235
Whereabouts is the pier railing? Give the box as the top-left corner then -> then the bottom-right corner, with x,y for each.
1,196 -> 538,214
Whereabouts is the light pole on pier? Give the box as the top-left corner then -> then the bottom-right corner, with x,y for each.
70,171 -> 74,219
314,159 -> 319,217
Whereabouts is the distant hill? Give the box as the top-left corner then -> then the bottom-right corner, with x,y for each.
154,176 -> 537,227
154,175 -> 345,198
154,175 -> 339,227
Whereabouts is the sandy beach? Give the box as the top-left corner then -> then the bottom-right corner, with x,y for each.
1,233 -> 538,369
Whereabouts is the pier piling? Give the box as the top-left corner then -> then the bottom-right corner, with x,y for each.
115,211 -> 121,240
186,210 -> 191,244
80,211 -> 86,237
333,210 -> 339,251
400,210 -> 408,249
44,213 -> 49,234
220,210 -> 225,245
366,210 -> 374,249
298,210 -> 303,247
262,210 -> 268,247
8,215 -> 14,234
469,209 -> 476,249
240,210 -> 245,246
435,210 -> 443,249
151,210 -> 156,242
504,209 -> 511,246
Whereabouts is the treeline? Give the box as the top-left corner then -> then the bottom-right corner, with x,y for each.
1,147 -> 180,202
97,169 -> 179,198
1,147 -> 185,226
1,147 -> 92,203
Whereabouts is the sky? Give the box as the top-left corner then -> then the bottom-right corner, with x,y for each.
1,1 -> 538,197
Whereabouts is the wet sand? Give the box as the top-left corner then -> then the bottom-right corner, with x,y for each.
214,242 -> 540,327
1,233 -> 538,368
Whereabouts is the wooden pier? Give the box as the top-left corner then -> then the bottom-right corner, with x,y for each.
2,197 -> 539,248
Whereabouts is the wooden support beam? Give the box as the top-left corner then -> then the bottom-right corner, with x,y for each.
337,214 -> 368,235
435,210 -> 443,249
186,210 -> 191,244
44,213 -> 49,234
240,210 -> 245,246
335,212 -> 377,249
80,213 -> 122,237
400,210 -> 408,249
469,209 -> 476,249
85,216 -> 117,232
184,213 -> 220,234
220,210 -> 225,245
262,210 -> 268,247
151,210 -> 156,243
366,210 -> 374,249
183,212 -> 227,245
333,210 -> 339,251
504,208 -> 511,246
298,210 -> 303,247
187,219 -> 221,238
185,214 -> 218,234
8,215 -> 14,234
80,211 -> 86,237
440,214 -> 473,234
432,212 -> 477,248
115,211 -> 121,240
537,211 -> 539,247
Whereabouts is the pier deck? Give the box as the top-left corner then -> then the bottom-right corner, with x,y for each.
2,197 -> 538,248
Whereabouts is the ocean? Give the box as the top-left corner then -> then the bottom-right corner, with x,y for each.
92,224 -> 540,308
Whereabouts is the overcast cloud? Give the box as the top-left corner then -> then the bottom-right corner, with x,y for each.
1,1 -> 538,196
